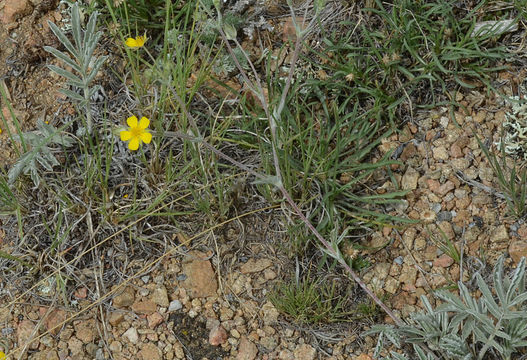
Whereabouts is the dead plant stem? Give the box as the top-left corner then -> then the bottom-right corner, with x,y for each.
166,10 -> 404,325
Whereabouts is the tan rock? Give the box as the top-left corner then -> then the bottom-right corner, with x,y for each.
237,336 -> 258,360
17,319 -> 39,350
492,225 -> 509,243
73,287 -> 88,299
438,221 -> 455,240
1,0 -> 32,27
399,264 -> 418,285
261,301 -> 279,325
293,344 -> 316,360
433,254 -> 455,268
402,228 -> 416,249
384,276 -> 400,294
108,312 -> 124,327
45,309 -> 67,336
437,181 -> 455,195
355,355 -> 373,360
113,286 -> 135,308
122,327 -> 139,344
240,258 -> 273,274
509,240 -> 527,264
182,251 -> 218,298
109,340 -> 122,352
132,299 -> 157,315
74,319 -> 96,343
208,324 -> 227,346
139,343 -> 162,360
401,166 -> 419,190
432,146 -> 449,161
67,336 -> 84,356
30,349 -> 60,360
147,312 -> 164,328
151,286 -> 169,307
427,179 -> 440,193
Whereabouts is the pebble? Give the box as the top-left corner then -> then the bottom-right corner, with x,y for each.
152,286 -> 169,307
1,0 -> 31,27
168,300 -> 183,312
261,302 -> 279,325
122,327 -> 139,344
138,343 -> 162,360
182,251 -> 218,298
509,240 -> 527,264
74,319 -> 96,343
209,324 -> 228,346
293,344 -> 316,360
402,166 -> 419,190
109,340 -> 122,352
45,309 -> 67,336
433,254 -> 455,268
236,336 -> 258,360
108,312 -> 124,327
432,146 -> 449,161
431,203 -> 442,213
113,286 -> 135,308
18,320 -> 39,350
147,312 -> 164,328
437,211 -> 452,222
132,299 -> 157,315
240,258 -> 273,274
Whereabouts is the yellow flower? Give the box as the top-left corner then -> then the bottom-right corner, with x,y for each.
125,35 -> 147,49
0,351 -> 5,359
120,116 -> 152,151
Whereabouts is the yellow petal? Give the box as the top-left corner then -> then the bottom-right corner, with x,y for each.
120,130 -> 132,141
125,38 -> 138,48
127,115 -> 138,128
138,116 -> 150,129
140,131 -> 152,144
129,137 -> 140,151
136,35 -> 146,47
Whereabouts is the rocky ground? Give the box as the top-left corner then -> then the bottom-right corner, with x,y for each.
2,0 -> 527,359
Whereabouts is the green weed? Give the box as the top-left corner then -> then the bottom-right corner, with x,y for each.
269,275 -> 356,324
366,256 -> 527,360
476,132 -> 527,219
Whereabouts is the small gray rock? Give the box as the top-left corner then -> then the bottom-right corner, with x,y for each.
437,211 -> 452,222
168,300 -> 183,312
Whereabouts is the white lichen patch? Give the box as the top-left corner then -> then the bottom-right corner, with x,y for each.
499,95 -> 527,159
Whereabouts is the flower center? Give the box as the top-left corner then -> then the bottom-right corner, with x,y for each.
131,127 -> 142,138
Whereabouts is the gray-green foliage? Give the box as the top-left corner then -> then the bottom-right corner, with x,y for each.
365,256 -> 527,360
8,3 -> 106,186
44,3 -> 107,134
8,119 -> 74,186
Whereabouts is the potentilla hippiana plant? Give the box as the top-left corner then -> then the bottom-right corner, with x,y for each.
44,3 -> 107,135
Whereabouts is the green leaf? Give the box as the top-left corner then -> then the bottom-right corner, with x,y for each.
47,65 -> 84,86
71,3 -> 82,51
223,23 -> 237,41
59,88 -> 84,102
43,46 -> 81,73
47,20 -> 78,59
84,9 -> 98,45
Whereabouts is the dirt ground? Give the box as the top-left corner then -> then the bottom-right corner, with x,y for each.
2,0 -> 527,359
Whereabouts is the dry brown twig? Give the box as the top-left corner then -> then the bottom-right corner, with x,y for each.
164,2 -> 404,326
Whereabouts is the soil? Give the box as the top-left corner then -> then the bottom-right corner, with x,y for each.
2,1 -> 527,360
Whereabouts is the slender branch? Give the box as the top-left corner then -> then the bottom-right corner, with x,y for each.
166,4 -> 404,326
